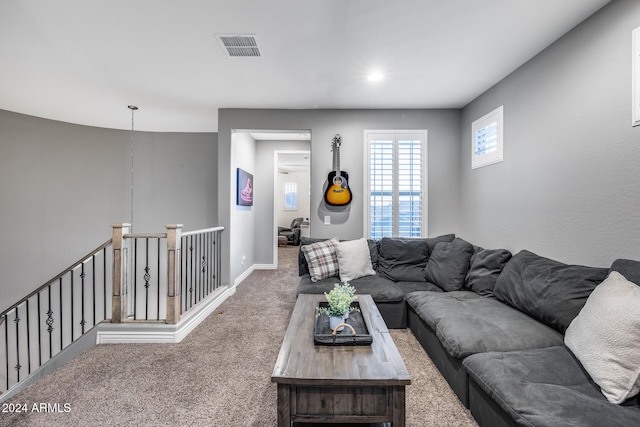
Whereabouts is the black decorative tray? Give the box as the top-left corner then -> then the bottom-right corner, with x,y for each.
314,302 -> 373,346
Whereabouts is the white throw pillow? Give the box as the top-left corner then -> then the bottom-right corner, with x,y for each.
301,238 -> 340,282
335,238 -> 376,282
564,271 -> 640,404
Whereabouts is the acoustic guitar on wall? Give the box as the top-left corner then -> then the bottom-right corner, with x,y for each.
324,134 -> 352,206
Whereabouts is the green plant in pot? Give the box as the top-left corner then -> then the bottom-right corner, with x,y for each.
318,282 -> 357,331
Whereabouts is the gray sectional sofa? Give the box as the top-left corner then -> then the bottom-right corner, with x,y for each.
296,235 -> 640,427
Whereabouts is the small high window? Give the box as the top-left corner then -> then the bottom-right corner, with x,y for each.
284,182 -> 297,210
472,106 -> 504,169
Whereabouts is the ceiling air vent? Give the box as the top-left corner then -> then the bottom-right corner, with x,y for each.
216,34 -> 262,58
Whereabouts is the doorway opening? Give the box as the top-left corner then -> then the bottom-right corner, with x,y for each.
275,149 -> 311,265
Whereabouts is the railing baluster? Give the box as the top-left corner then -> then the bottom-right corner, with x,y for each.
37,293 -> 42,367
70,271 -> 74,342
189,236 -> 194,308
211,232 -> 214,292
47,285 -> 53,359
14,306 -> 21,383
200,234 -> 204,299
59,277 -> 63,351
5,313 -> 9,390
181,235 -> 187,314
195,234 -> 198,305
134,238 -> 138,320
103,247 -> 107,320
92,255 -> 96,328
144,238 -> 149,321
80,262 -> 86,335
26,301 -> 31,375
157,238 -> 160,320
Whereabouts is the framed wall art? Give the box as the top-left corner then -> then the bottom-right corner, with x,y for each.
236,168 -> 253,206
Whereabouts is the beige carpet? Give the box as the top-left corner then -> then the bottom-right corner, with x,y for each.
1,246 -> 476,427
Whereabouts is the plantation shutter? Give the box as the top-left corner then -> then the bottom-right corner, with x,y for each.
367,131 -> 426,239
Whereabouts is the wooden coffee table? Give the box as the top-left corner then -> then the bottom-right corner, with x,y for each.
271,294 -> 411,426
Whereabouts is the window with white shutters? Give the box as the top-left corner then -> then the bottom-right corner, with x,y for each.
472,106 -> 504,169
284,182 -> 297,210
366,131 -> 427,240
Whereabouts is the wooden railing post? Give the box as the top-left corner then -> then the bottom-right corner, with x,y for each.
166,224 -> 183,324
111,223 -> 130,323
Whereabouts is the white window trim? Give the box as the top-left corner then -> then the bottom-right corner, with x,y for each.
363,130 -> 428,239
633,27 -> 640,127
471,105 -> 504,169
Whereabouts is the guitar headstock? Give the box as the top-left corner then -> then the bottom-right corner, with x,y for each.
331,134 -> 342,150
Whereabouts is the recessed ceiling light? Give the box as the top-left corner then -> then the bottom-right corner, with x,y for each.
367,72 -> 384,82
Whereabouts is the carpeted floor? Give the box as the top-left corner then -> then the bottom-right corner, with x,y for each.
1,246 -> 477,427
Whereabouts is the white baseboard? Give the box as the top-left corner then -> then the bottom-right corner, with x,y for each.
95,285 -> 235,344
96,263 -> 274,344
234,264 -> 256,287
254,263 -> 276,270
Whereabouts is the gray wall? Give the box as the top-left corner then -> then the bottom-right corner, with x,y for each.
460,0 -> 640,266
0,110 -> 218,312
218,109 -> 461,287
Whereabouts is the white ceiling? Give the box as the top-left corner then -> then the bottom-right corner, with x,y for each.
278,152 -> 311,174
0,0 -> 611,133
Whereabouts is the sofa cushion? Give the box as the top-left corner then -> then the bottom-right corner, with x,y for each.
493,250 -> 608,333
335,238 -> 376,282
367,239 -> 380,270
406,291 -> 482,330
298,237 -> 330,276
300,237 -> 339,282
464,346 -> 640,427
610,258 -> 640,285
297,274 -> 404,303
423,238 -> 474,291
565,271 -> 640,404
377,237 -> 430,282
464,246 -> 512,296
298,237 -> 379,276
377,234 -> 455,282
424,233 -> 456,254
406,291 -> 563,358
395,281 -> 443,295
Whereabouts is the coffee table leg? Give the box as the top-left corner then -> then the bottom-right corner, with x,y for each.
277,383 -> 291,427
392,386 -> 406,426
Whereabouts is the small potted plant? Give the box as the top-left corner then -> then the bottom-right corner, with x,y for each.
318,282 -> 358,331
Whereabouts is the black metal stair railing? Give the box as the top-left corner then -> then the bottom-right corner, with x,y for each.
0,240 -> 113,394
181,227 -> 224,314
123,233 -> 168,321
1,224 -> 225,396
121,226 -> 224,320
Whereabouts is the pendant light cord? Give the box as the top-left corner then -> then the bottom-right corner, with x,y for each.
128,105 -> 138,231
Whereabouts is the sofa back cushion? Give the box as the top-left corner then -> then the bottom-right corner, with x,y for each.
377,234 -> 454,282
298,237 -> 379,276
300,238 -> 340,282
464,247 -> 513,296
610,258 -> 640,285
493,250 -> 608,333
298,237 -> 329,275
335,238 -> 376,282
423,238 -> 474,291
377,237 -> 429,282
564,271 -> 640,404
